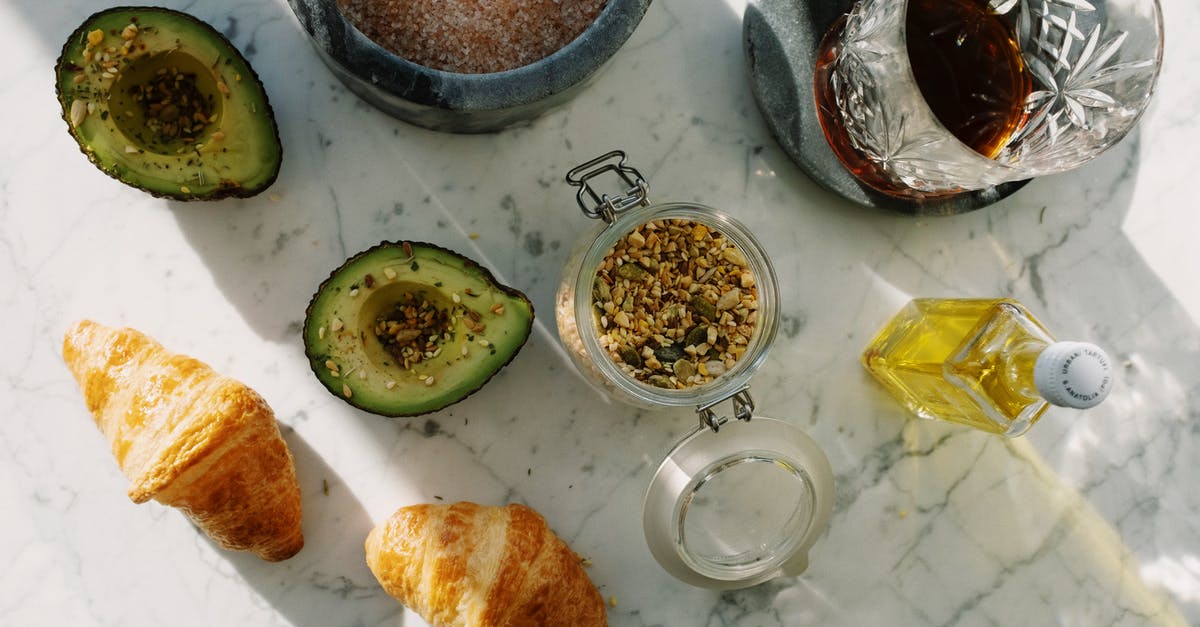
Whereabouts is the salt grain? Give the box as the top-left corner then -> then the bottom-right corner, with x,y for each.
338,0 -> 608,74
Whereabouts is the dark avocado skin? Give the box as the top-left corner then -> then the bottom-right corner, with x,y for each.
303,241 -> 535,417
54,6 -> 281,201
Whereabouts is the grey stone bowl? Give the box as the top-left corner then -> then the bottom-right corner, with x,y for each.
288,0 -> 652,133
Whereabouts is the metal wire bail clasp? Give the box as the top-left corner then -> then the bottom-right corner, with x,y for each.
697,386 -> 755,433
565,150 -> 649,224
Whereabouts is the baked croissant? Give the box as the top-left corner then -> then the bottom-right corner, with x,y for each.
61,320 -> 303,562
365,502 -> 607,627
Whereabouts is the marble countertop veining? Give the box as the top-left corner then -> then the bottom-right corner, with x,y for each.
3,0 -> 1199,625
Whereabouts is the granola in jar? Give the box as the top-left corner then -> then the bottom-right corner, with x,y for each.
590,219 -> 759,390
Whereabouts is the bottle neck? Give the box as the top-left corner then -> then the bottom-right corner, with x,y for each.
1002,339 -> 1049,401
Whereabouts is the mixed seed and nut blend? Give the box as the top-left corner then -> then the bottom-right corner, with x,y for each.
68,23 -> 229,152
371,288 -> 498,371
317,279 -> 500,398
591,219 -> 759,389
373,291 -> 452,371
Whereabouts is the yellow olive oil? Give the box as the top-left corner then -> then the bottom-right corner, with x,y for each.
862,298 -> 1056,436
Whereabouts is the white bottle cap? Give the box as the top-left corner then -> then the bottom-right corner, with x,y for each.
1033,342 -> 1113,409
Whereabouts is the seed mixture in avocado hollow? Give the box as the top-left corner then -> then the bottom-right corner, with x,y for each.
304,242 -> 534,417
54,7 -> 281,200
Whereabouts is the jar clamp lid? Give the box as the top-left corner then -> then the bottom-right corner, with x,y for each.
564,151 -> 835,588
644,395 -> 835,589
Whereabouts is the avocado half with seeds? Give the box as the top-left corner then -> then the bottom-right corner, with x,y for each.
54,6 -> 281,200
304,241 -> 535,417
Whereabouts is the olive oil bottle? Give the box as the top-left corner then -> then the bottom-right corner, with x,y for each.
862,298 -> 1112,436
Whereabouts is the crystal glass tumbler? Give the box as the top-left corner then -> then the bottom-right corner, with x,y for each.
814,0 -> 1163,198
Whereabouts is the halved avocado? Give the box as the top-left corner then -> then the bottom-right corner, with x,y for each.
54,7 -> 281,200
304,242 -> 535,417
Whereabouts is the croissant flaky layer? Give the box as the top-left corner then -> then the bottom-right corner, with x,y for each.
365,502 -> 607,627
62,320 -> 304,562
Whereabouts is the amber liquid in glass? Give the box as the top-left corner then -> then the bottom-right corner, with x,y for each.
906,0 -> 1032,158
815,0 -> 1034,196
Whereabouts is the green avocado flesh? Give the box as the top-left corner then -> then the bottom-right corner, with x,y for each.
54,7 -> 281,200
304,242 -> 535,417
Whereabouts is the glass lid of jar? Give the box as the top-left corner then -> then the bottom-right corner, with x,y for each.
642,411 -> 834,589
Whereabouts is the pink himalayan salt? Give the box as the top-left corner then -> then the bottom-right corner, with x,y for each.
339,0 -> 608,74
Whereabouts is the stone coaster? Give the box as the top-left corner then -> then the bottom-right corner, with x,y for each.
742,0 -> 1029,216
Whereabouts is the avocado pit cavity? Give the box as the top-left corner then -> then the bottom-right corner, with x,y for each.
109,51 -> 222,154
372,289 -> 453,371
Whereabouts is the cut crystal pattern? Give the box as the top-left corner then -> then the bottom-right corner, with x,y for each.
825,0 -> 1161,193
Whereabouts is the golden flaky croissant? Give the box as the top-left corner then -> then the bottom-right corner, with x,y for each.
365,502 -> 607,627
61,320 -> 303,562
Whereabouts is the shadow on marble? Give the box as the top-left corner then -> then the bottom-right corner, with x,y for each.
214,426 -> 404,626
743,122 -> 1200,620
283,331 -> 709,625
807,418 -> 1185,625
168,194 -> 329,343
7,3 -> 94,55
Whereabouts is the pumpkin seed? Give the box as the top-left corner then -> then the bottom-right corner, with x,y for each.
690,295 -> 718,321
616,262 -> 651,282
654,344 -> 685,364
684,325 -> 708,348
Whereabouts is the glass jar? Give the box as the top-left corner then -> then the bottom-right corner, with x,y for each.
556,199 -> 779,412
555,151 -> 835,589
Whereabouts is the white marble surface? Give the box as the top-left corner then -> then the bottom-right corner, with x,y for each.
3,0 -> 1199,625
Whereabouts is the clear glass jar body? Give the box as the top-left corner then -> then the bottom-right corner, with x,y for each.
555,190 -> 832,590
555,202 -> 780,409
